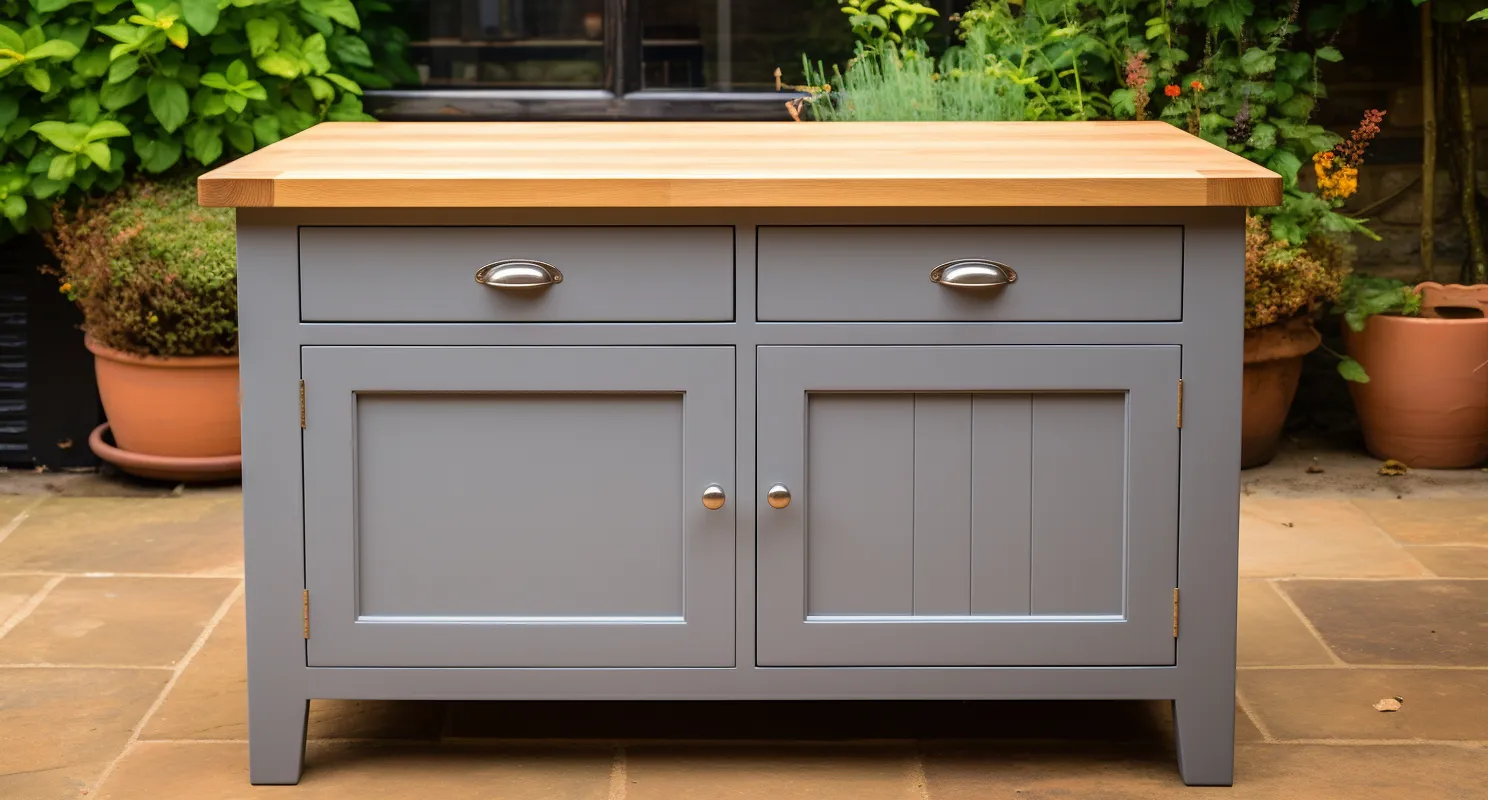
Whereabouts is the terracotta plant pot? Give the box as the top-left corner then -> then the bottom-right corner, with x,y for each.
1240,316 -> 1323,469
86,336 -> 241,481
1342,283 -> 1488,469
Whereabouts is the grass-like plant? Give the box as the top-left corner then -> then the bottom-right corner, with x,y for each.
798,34 -> 1026,122
46,176 -> 236,358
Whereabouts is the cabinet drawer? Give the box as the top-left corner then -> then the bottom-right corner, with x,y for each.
299,226 -> 734,322
756,226 -> 1182,322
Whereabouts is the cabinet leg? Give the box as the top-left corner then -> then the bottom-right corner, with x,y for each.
249,694 -> 308,785
1172,696 -> 1235,786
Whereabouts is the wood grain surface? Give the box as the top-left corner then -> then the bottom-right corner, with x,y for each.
198,121 -> 1281,208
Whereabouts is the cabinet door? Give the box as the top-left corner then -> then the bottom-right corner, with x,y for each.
757,346 -> 1180,667
303,346 -> 734,668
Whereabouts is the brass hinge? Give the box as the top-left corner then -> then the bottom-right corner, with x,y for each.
1176,379 -> 1184,429
1172,588 -> 1180,638
302,589 -> 310,639
299,380 -> 306,429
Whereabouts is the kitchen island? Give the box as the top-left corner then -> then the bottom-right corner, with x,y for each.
199,121 -> 1280,786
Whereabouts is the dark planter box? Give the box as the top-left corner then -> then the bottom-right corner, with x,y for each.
0,235 -> 101,469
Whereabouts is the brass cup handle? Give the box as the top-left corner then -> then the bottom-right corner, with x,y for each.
766,483 -> 791,509
475,259 -> 563,289
930,259 -> 1017,288
702,484 -> 727,510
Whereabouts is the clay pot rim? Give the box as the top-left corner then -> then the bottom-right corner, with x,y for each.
1357,314 -> 1488,328
1243,317 -> 1323,364
88,423 -> 241,479
85,335 -> 238,368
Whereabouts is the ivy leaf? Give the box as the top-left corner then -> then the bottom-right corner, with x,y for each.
246,18 -> 279,57
147,74 -> 189,132
180,0 -> 220,35
22,66 -> 50,93
1336,357 -> 1369,383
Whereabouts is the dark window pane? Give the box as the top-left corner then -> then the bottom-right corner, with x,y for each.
397,0 -> 607,87
641,0 -> 856,91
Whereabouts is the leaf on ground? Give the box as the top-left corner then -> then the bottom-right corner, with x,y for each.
1378,460 -> 1409,477
1373,697 -> 1402,712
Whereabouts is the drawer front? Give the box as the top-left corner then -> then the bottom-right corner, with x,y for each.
299,226 -> 734,322
756,226 -> 1182,321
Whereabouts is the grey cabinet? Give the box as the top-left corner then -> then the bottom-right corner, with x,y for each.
232,209 -> 1244,789
756,346 -> 1180,667
300,345 -> 736,668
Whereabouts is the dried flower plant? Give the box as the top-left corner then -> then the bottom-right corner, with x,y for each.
1244,213 -> 1342,329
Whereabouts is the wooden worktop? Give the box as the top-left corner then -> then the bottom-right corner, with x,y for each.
197,121 -> 1281,209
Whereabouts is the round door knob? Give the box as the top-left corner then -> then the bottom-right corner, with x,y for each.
766,484 -> 791,509
701,484 -> 727,510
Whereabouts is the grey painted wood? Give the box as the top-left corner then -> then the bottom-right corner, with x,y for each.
301,346 -> 735,668
353,393 -> 685,618
913,395 -> 973,616
1172,209 -> 1246,786
970,394 -> 1033,615
757,226 -> 1183,322
236,213 -> 310,784
1030,394 -> 1127,615
236,206 -> 1243,787
805,395 -> 915,615
756,346 -> 1180,668
299,226 -> 734,322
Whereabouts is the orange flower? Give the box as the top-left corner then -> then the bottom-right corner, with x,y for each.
1190,80 -> 1204,91
1164,85 -> 1181,98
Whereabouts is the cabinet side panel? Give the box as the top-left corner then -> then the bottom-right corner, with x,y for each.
970,393 -> 1033,615
912,394 -> 972,615
806,394 -> 914,615
1029,393 -> 1126,615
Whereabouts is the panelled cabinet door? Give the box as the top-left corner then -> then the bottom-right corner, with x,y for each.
302,347 -> 735,668
756,346 -> 1180,667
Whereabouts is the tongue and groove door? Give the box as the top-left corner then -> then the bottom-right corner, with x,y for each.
755,345 -> 1181,667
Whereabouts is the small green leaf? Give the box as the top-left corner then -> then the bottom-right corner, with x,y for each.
234,79 -> 267,100
108,54 -> 140,83
302,32 -> 330,74
165,21 -> 189,49
32,121 -> 89,152
251,114 -> 280,145
100,75 -> 148,110
1315,45 -> 1343,62
1240,47 -> 1276,77
187,121 -> 223,164
246,17 -> 279,57
25,40 -> 80,61
0,26 -> 24,53
180,0 -> 221,35
81,141 -> 112,170
1336,357 -> 1369,383
224,92 -> 247,112
199,73 -> 231,89
47,153 -> 77,181
0,95 -> 16,130
225,121 -> 253,153
2,194 -> 26,221
133,133 -> 182,172
85,120 -> 130,141
256,51 -> 299,78
304,75 -> 333,101
324,72 -> 359,94
147,75 -> 189,132
22,66 -> 50,93
225,58 -> 249,84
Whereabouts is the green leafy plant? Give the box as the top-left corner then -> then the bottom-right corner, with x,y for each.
0,0 -> 414,239
956,0 -> 1121,121
797,33 -> 1026,121
837,0 -> 939,52
45,175 -> 236,357
1329,274 -> 1424,382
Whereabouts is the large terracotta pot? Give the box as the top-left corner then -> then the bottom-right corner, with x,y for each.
1241,316 -> 1323,468
86,336 -> 241,480
1342,284 -> 1488,468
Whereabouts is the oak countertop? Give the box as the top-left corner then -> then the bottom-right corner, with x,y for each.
197,121 -> 1281,209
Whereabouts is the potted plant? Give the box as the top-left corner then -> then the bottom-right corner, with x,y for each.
46,177 -> 240,481
1335,277 -> 1488,468
1240,215 -> 1342,467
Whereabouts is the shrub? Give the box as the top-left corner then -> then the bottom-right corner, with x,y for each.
46,176 -> 236,357
797,34 -> 1026,121
1244,213 -> 1342,330
0,0 -> 414,240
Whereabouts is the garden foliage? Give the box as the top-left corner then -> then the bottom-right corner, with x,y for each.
0,0 -> 414,239
46,176 -> 237,356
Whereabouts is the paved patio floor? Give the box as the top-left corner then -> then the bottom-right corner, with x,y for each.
1,444 -> 1485,798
